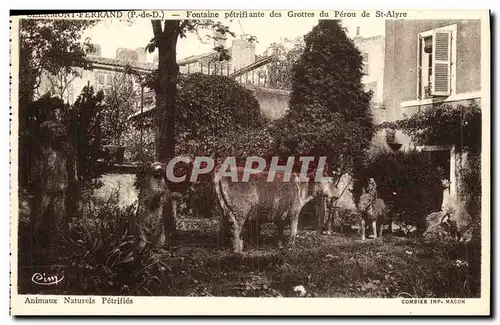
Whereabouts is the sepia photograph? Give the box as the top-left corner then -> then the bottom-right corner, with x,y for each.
9,9 -> 490,315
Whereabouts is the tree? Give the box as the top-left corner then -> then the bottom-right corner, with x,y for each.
269,20 -> 375,227
65,86 -> 108,218
19,19 -> 96,105
44,68 -> 79,101
145,19 -> 252,174
265,37 -> 305,90
277,20 -> 375,180
102,71 -> 140,147
19,19 -> 96,188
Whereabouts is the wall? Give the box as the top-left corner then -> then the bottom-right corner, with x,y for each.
353,35 -> 386,124
242,84 -> 290,120
383,19 -> 481,122
92,174 -> 138,209
353,36 -> 385,104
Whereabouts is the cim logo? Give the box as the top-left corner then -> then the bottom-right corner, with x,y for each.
31,272 -> 64,286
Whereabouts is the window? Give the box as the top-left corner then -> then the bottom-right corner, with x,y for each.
96,72 -> 105,86
366,81 -> 377,100
96,72 -> 113,92
105,73 -> 113,86
417,25 -> 456,99
362,52 -> 369,75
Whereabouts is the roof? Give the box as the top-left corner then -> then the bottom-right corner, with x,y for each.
88,47 -> 265,72
177,46 -> 263,66
230,55 -> 275,78
87,56 -> 157,73
178,51 -> 217,65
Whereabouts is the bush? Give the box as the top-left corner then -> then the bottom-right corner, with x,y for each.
283,20 -> 375,178
18,197 -> 171,296
460,150 -> 481,241
355,150 -> 442,231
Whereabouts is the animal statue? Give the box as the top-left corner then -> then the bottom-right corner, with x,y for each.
357,178 -> 387,240
31,120 -> 69,249
214,166 -> 339,254
134,162 -> 181,250
428,179 -> 473,242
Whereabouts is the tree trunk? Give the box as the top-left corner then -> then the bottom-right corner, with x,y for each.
154,20 -> 180,170
152,20 -> 181,247
65,145 -> 78,227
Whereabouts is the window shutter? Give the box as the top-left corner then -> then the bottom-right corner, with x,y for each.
417,35 -> 423,99
431,29 -> 452,96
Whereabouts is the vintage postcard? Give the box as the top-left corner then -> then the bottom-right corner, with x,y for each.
9,9 -> 491,316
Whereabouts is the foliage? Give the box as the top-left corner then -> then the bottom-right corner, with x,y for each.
136,72 -> 267,162
18,95 -> 69,188
380,101 -> 481,151
146,19 -> 256,163
101,72 -> 140,146
66,86 -> 109,183
277,20 -> 375,181
460,151 -> 481,242
356,150 -> 443,231
19,19 -> 96,104
175,73 -> 266,155
265,37 -> 305,90
18,200 -> 171,296
123,125 -> 156,163
18,19 -> 96,188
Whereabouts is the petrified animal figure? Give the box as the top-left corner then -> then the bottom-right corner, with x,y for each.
214,167 -> 339,253
31,120 -> 69,249
357,178 -> 387,240
135,162 -> 181,250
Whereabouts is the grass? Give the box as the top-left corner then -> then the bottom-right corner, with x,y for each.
18,216 -> 481,298
163,218 -> 480,298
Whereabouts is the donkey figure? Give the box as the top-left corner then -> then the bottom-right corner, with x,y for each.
357,178 -> 387,240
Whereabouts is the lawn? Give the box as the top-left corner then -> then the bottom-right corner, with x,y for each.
17,216 -> 481,298
142,218 -> 480,298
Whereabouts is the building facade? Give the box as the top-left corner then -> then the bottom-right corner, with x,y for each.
37,45 -> 156,106
383,19 -> 482,202
38,33 -> 289,121
352,27 -> 386,124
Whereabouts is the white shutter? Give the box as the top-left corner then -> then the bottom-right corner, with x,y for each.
431,29 -> 452,96
416,35 -> 422,99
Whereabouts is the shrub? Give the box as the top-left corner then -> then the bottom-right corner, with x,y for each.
19,199 -> 172,296
282,19 -> 375,179
355,150 -> 442,231
460,150 -> 481,242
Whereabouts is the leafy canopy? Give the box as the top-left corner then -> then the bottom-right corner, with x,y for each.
380,101 -> 481,152
265,37 -> 305,90
275,20 -> 375,177
19,19 -> 97,103
67,86 -> 108,182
